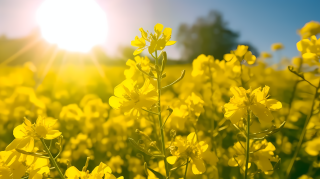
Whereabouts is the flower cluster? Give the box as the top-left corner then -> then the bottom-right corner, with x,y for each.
1,20 -> 320,179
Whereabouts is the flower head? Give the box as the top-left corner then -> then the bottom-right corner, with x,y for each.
167,132 -> 218,175
224,45 -> 256,65
6,117 -> 61,152
260,52 -> 272,59
228,139 -> 278,174
109,78 -> 157,117
131,23 -> 176,55
298,21 -> 320,39
297,35 -> 320,61
124,56 -> 151,81
224,86 -> 282,124
66,161 -> 122,179
271,43 -> 284,51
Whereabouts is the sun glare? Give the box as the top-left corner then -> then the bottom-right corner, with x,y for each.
36,0 -> 107,53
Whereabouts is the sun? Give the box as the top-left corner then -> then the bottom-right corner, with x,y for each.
36,0 -> 108,53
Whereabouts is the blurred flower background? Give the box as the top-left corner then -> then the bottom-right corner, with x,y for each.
1,0 -> 320,179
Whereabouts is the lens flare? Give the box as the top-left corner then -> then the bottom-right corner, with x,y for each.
36,0 -> 108,52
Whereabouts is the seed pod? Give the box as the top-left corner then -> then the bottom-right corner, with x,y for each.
161,51 -> 167,73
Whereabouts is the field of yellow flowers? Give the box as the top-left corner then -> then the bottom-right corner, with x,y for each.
1,21 -> 320,179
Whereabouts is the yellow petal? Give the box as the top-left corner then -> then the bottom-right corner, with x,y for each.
163,27 -> 172,41
265,99 -> 282,111
228,107 -> 246,124
131,36 -> 146,48
228,157 -> 239,167
133,48 -> 144,56
166,41 -> 176,46
224,54 -> 236,62
235,45 -> 248,57
148,40 -> 157,54
254,155 -> 273,172
250,103 -> 273,124
302,53 -> 317,60
44,117 -> 58,128
45,130 -> 62,140
198,141 -> 208,152
65,166 -> 81,179
167,156 -> 178,164
154,23 -> 164,35
191,158 -> 206,174
244,51 -> 256,65
109,96 -> 125,109
139,28 -> 148,40
13,125 -> 28,139
187,132 -> 197,145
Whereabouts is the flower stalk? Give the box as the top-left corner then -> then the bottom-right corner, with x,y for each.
154,50 -> 170,178
286,79 -> 320,178
244,110 -> 251,179
40,138 -> 65,179
184,159 -> 189,179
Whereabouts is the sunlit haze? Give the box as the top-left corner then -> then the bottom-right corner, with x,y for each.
36,0 -> 108,52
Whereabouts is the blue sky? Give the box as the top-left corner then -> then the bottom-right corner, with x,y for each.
1,0 -> 320,60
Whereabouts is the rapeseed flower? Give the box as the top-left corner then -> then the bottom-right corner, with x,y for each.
296,35 -> 320,61
298,21 -> 320,39
66,162 -> 122,179
109,78 -> 157,117
260,52 -> 272,59
224,86 -> 282,124
131,23 -> 176,55
224,45 -> 256,65
305,137 -> 320,156
271,43 -> 284,51
6,117 -> 61,152
167,132 -> 218,175
228,139 -> 278,173
124,56 -> 151,81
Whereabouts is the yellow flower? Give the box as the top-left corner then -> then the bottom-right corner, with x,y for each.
109,78 -> 157,117
131,36 -> 146,56
124,56 -> 151,80
296,35 -> 320,61
167,132 -> 218,175
6,117 -> 61,152
305,137 -> 320,156
28,157 -> 50,179
60,104 -> 84,121
224,45 -> 256,65
228,139 -> 278,173
260,52 -> 272,59
298,21 -> 320,39
185,92 -> 204,117
107,156 -> 124,174
66,162 -> 120,179
0,151 -> 28,179
299,175 -> 313,179
131,23 -> 176,55
224,86 -> 282,124
191,54 -> 215,77
271,43 -> 284,51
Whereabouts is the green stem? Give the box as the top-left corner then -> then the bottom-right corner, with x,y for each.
244,110 -> 251,179
154,50 -> 170,178
40,138 -> 65,179
184,159 -> 189,179
207,57 -> 217,156
286,79 -> 320,178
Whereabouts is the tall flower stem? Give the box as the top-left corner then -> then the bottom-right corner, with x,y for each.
40,138 -> 65,179
286,79 -> 320,178
207,57 -> 217,156
244,110 -> 251,179
184,159 -> 189,179
154,50 -> 170,178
